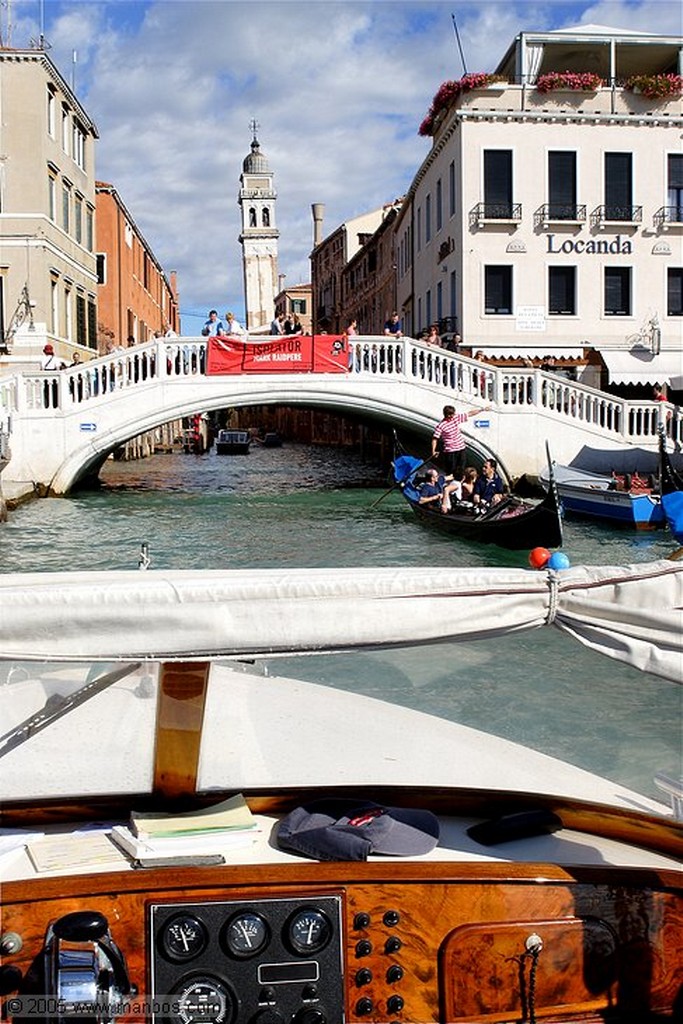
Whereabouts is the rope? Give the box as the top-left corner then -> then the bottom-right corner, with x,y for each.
545,570 -> 559,624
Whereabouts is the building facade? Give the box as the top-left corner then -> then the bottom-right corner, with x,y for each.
238,131 -> 279,331
310,206 -> 396,334
341,201 -> 402,335
273,282 -> 312,334
394,25 -> 683,393
96,182 -> 180,349
0,48 -> 98,366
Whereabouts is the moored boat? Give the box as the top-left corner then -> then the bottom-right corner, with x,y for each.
540,427 -> 683,531
393,452 -> 563,550
0,562 -> 681,1024
215,428 -> 251,455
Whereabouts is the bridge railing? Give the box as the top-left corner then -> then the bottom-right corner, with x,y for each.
2,335 -> 680,450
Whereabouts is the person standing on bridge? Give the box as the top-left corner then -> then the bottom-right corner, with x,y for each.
202,310 -> 224,336
431,403 -> 490,481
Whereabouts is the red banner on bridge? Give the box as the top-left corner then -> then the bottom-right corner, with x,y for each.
205,335 -> 349,375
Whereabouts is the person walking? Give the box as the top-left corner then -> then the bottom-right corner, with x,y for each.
431,403 -> 490,480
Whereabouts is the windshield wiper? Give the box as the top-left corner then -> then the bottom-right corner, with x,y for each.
0,663 -> 141,758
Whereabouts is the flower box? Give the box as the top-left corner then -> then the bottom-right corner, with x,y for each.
535,71 -> 604,93
624,74 -> 683,99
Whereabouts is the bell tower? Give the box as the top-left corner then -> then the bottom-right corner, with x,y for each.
238,121 -> 279,330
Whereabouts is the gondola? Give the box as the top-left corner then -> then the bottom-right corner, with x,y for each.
393,450 -> 563,550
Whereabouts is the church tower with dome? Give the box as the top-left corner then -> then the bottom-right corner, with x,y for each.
238,123 -> 279,330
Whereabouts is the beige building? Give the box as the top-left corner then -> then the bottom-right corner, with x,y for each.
394,25 -> 683,393
0,48 -> 99,366
274,282 -> 312,334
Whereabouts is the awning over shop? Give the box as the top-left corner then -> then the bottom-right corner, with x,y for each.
475,345 -> 586,359
601,349 -> 683,387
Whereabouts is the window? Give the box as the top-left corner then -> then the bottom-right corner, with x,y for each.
485,266 -> 512,314
437,281 -> 443,321
87,299 -> 98,349
484,150 -> 512,218
97,253 -> 107,285
47,87 -> 56,137
74,195 -> 83,244
62,182 -> 71,232
0,276 -> 5,351
548,152 -> 577,219
417,206 -> 422,251
425,194 -> 432,243
426,289 -> 432,326
86,207 -> 94,251
262,208 -> 270,227
76,292 -> 87,347
48,174 -> 56,221
667,269 -> 683,316
61,104 -> 70,155
604,267 -> 631,316
668,154 -> 683,223
72,121 -> 86,170
51,278 -> 59,334
604,153 -> 632,221
549,267 -> 576,315
449,161 -> 456,217
65,285 -> 73,341
292,299 -> 306,314
436,179 -> 443,232
249,207 -> 257,227
450,270 -> 457,320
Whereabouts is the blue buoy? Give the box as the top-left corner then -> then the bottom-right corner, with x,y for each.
548,551 -> 571,570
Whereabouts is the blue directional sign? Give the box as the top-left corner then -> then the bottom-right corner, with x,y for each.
80,422 -> 97,432
473,419 -> 490,428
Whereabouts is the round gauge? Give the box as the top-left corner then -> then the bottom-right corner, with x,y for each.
170,975 -> 236,1024
223,911 -> 270,958
286,908 -> 332,955
160,914 -> 208,962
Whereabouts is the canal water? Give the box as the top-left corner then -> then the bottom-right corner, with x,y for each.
0,443 -> 680,803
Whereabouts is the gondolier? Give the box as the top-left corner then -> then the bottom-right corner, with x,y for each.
431,404 -> 490,478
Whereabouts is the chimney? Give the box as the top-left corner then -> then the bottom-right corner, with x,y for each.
311,203 -> 325,247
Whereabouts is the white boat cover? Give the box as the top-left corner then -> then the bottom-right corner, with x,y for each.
1,560 -> 681,683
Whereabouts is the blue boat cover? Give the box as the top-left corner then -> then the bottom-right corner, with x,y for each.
661,491 -> 683,543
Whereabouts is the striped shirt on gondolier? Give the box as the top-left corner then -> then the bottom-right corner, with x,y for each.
432,412 -> 468,453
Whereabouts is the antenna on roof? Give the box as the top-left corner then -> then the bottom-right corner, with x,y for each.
451,11 -> 468,75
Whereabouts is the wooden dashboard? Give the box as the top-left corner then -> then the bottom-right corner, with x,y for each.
1,857 -> 681,1023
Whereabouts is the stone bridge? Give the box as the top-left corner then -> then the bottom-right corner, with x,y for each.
0,335 -> 679,498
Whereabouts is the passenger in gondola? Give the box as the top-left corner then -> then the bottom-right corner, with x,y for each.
472,459 -> 504,506
418,468 -> 447,509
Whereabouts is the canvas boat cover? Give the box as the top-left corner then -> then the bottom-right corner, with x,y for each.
0,561 -> 680,684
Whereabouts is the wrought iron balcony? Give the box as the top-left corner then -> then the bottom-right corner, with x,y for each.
653,206 -> 683,228
470,202 -> 522,228
534,203 -> 587,228
590,205 -> 642,228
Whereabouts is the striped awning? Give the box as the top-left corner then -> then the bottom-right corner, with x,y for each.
601,349 -> 683,387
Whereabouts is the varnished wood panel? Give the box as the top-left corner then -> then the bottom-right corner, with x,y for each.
1,875 -> 680,1023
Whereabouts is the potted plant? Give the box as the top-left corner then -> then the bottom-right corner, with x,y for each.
625,73 -> 683,99
535,70 -> 604,93
418,73 -> 509,136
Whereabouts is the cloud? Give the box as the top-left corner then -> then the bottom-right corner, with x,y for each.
18,0 -> 682,332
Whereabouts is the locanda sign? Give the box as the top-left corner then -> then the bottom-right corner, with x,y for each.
547,234 -> 632,255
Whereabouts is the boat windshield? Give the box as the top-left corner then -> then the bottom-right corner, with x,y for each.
0,562 -> 680,812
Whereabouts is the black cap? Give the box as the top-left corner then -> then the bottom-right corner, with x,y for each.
275,799 -> 440,861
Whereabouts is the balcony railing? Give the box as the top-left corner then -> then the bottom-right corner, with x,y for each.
590,205 -> 642,228
469,202 -> 522,228
653,206 -> 683,228
534,203 -> 587,228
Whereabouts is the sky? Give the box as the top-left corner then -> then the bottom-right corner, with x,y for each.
6,0 -> 682,335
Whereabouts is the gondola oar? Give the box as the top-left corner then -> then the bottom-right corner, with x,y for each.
369,454 -> 433,509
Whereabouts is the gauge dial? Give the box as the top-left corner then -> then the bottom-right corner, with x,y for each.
286,908 -> 332,955
170,976 -> 235,1024
160,914 -> 208,962
223,911 -> 270,958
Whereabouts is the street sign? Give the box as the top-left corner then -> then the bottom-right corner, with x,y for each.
473,419 -> 490,428
80,423 -> 97,432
